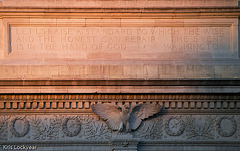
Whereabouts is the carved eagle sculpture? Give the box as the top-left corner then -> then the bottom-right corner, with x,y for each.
91,103 -> 162,133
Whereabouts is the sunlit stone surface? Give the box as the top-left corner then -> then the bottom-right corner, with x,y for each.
0,0 -> 239,151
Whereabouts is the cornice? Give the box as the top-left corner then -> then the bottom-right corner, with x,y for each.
0,94 -> 240,114
0,79 -> 239,86
0,7 -> 240,18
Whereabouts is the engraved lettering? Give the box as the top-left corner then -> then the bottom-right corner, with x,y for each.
10,26 -> 230,59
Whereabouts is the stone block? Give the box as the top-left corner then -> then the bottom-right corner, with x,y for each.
143,65 -> 159,78
12,102 -> 18,109
45,102 -> 51,109
58,102 -> 64,109
0,66 -> 28,79
171,102 -> 176,109
65,102 -> 70,109
121,19 -> 155,27
216,102 -> 222,109
71,101 -> 77,109
32,102 -> 38,109
26,65 -> 59,79
104,65 -> 123,76
52,102 -> 57,109
78,102 -> 83,109
84,65 -> 102,75
0,102 -> 4,109
196,102 -> 202,109
237,102 -> 240,109
229,102 -> 235,109
190,102 -> 195,109
209,102 -> 215,109
58,65 -> 84,76
164,102 -> 170,109
123,66 -> 144,78
223,102 -> 228,109
86,19 -> 120,27
177,102 -> 183,109
215,66 -> 240,78
19,102 -> 25,109
26,102 -> 31,109
183,102 -> 189,109
6,102 -> 11,109
203,102 -> 208,109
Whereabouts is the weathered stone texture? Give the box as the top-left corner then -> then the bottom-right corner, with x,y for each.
0,0 -> 239,150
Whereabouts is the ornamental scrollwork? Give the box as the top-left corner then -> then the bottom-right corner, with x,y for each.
185,116 -> 215,140
164,116 -> 184,136
216,116 -> 236,137
10,116 -> 30,138
30,116 -> 61,140
62,116 -> 81,137
0,116 -> 9,140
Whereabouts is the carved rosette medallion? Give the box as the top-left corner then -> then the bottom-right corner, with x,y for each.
10,117 -> 30,138
164,116 -> 184,136
216,116 -> 237,137
62,117 -> 81,137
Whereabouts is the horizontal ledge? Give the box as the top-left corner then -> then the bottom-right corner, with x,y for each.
1,110 -> 240,114
1,140 -> 240,145
0,7 -> 239,13
0,79 -> 239,86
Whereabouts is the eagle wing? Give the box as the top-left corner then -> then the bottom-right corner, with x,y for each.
91,104 -> 122,131
129,103 -> 162,130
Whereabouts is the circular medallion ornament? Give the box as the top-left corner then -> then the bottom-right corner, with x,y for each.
216,116 -> 236,137
164,116 -> 184,136
10,117 -> 30,137
62,117 -> 81,137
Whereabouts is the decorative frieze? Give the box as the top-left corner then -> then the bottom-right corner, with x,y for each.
0,94 -> 240,113
0,115 -> 240,143
1,94 -> 240,101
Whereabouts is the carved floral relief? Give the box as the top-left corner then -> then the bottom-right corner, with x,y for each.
29,116 -> 61,140
0,115 -> 239,142
185,116 -> 215,140
0,116 -> 9,140
133,117 -> 163,140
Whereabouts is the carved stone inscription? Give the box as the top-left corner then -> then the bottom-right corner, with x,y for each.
10,26 -> 230,59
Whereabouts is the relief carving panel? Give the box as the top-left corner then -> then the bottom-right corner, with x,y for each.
0,115 -> 239,143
